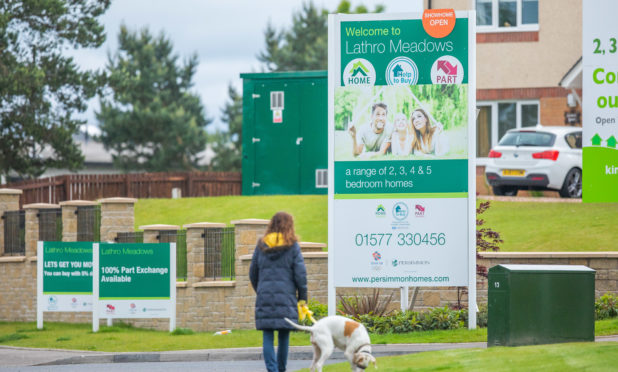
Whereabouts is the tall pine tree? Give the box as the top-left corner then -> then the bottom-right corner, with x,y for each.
97,26 -> 210,172
257,1 -> 384,71
0,0 -> 110,180
210,84 -> 242,171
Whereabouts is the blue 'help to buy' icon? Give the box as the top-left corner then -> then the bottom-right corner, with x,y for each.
392,202 -> 409,221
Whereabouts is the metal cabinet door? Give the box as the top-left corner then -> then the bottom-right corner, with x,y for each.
299,79 -> 328,194
252,82 -> 300,194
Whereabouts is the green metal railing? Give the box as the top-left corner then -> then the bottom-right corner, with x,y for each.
159,230 -> 187,281
204,227 -> 235,280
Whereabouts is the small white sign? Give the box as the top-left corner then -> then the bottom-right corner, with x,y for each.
273,110 -> 283,123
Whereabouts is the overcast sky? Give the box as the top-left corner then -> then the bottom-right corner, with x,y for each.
71,0 -> 423,131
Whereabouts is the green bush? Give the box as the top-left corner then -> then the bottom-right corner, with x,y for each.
338,289 -> 394,318
595,293 -> 618,320
355,307 -> 468,334
303,299 -> 489,334
476,304 -> 488,328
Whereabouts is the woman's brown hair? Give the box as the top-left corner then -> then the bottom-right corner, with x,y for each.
410,109 -> 437,154
264,211 -> 298,246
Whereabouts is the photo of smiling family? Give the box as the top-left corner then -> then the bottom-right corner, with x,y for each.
334,84 -> 469,161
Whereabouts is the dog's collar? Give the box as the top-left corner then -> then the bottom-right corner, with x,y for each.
355,343 -> 371,354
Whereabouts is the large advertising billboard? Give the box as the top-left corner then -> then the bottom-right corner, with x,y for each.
328,10 -> 476,325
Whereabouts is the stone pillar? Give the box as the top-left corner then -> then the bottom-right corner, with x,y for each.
0,189 -> 22,255
183,223 -> 226,284
231,219 -> 269,257
299,242 -> 326,253
99,197 -> 137,243
22,203 -> 60,257
59,200 -> 97,242
138,224 -> 180,243
230,219 -> 268,330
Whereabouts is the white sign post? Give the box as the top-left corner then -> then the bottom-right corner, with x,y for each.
328,10 -> 477,328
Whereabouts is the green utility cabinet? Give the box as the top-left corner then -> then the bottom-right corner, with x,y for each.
488,264 -> 595,347
240,71 -> 327,195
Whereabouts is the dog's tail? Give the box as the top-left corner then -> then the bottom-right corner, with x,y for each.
284,317 -> 313,332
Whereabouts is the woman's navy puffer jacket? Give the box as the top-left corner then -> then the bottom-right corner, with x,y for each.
249,239 -> 308,330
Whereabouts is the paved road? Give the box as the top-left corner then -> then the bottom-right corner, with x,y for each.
0,342 -> 486,371
0,360 -> 340,372
1,337 -> 616,371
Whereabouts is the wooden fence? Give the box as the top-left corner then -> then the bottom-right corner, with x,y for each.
1,172 -> 242,206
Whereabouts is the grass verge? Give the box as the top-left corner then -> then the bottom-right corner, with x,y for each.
135,195 -> 327,245
303,341 -> 618,372
0,318 -> 616,352
134,196 -> 618,252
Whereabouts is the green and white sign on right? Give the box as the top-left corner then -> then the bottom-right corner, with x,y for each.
583,0 -> 618,202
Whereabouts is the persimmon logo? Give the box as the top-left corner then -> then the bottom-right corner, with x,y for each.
431,55 -> 464,84
343,58 -> 375,86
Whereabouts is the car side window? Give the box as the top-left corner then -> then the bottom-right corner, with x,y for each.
565,132 -> 582,149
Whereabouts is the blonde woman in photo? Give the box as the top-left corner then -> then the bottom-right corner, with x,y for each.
410,108 -> 448,156
390,113 -> 413,156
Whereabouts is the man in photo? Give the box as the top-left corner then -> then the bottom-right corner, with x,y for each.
348,102 -> 393,158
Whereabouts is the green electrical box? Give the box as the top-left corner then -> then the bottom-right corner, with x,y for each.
240,71 -> 327,195
488,264 -> 595,347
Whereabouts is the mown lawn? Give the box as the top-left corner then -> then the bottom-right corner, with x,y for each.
303,341 -> 618,372
479,200 -> 618,252
134,195 -> 328,244
134,195 -> 618,252
0,318 -> 616,352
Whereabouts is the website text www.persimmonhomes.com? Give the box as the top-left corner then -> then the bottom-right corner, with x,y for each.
352,275 -> 450,284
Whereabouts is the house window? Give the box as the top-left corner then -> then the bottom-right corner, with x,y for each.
476,100 -> 539,158
476,0 -> 538,31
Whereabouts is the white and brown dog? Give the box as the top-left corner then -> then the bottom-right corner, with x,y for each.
285,315 -> 377,372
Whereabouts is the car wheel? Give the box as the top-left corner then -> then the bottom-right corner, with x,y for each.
559,168 -> 582,198
492,186 -> 518,196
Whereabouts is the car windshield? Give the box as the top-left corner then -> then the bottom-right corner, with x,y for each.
498,131 -> 556,147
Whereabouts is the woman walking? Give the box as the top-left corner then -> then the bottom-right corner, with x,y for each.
249,212 -> 308,372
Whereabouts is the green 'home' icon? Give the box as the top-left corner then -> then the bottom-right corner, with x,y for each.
608,136 -> 617,148
349,61 -> 369,76
591,133 -> 602,146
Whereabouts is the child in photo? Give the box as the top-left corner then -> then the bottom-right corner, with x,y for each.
390,113 -> 413,156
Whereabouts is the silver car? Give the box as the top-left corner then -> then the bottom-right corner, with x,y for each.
485,126 -> 582,198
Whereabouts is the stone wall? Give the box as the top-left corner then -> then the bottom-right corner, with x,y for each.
0,189 -> 616,331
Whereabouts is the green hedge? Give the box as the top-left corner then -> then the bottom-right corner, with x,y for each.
303,293 -> 617,335
595,293 -> 618,320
